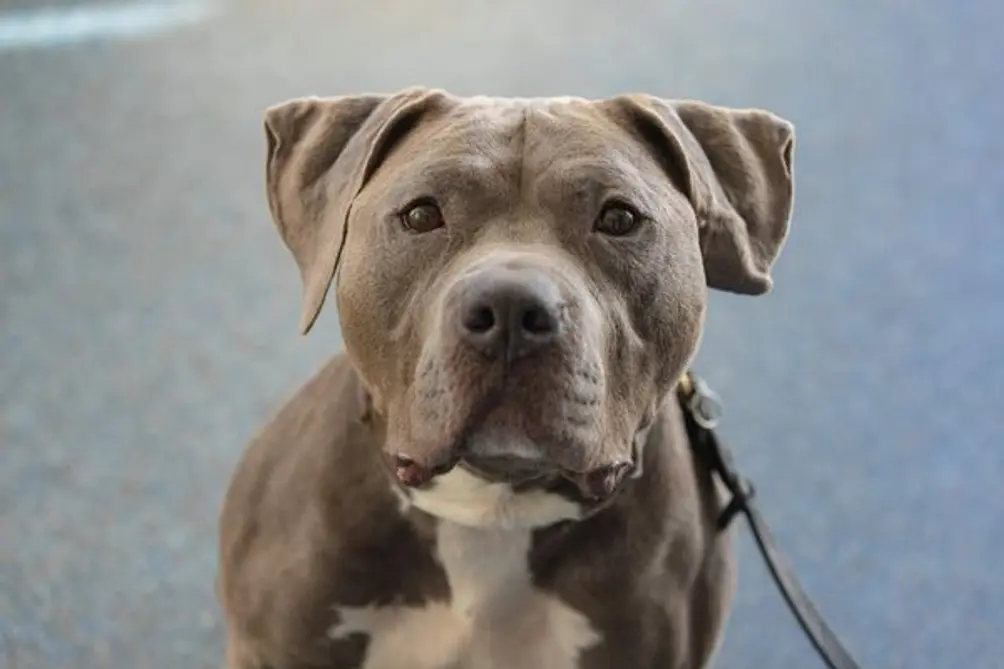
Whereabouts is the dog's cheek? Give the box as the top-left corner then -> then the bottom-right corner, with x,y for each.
599,298 -> 654,445
337,266 -> 408,410
336,221 -> 436,392
638,225 -> 707,390
596,229 -> 706,418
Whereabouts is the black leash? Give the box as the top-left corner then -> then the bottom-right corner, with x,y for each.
677,371 -> 863,669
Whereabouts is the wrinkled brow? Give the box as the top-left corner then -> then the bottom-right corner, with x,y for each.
532,157 -> 668,215
384,156 -> 519,210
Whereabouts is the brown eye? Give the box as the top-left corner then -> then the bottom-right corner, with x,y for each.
400,201 -> 444,233
595,203 -> 641,236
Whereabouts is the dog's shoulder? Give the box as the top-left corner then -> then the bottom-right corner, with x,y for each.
216,353 -> 392,668
218,353 -> 367,552
647,397 -> 736,667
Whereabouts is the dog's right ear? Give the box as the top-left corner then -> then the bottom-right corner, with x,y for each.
608,95 -> 795,296
264,87 -> 441,334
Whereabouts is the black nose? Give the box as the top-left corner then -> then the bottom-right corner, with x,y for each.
457,269 -> 563,361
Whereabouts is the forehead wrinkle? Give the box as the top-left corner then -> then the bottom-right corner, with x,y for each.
529,150 -> 668,218
382,107 -> 525,206
396,158 -> 512,201
390,100 -> 525,165
516,105 -> 530,220
523,105 -> 686,218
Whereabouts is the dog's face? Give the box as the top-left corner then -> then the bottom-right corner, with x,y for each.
264,89 -> 794,527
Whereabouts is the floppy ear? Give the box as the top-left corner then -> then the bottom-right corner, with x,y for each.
264,87 -> 440,334
616,95 -> 795,295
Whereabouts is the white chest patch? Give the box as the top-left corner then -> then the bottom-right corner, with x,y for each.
329,522 -> 602,669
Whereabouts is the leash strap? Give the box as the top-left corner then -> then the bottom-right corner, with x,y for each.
677,372 -> 863,669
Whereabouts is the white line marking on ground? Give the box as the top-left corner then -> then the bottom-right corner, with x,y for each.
0,1 -> 215,52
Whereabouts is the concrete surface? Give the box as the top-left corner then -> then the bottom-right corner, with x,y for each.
1,1 -> 1002,667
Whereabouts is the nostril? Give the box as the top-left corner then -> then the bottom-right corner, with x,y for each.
455,270 -> 563,359
463,305 -> 496,334
520,306 -> 557,335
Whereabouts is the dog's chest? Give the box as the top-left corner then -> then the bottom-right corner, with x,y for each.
329,523 -> 601,669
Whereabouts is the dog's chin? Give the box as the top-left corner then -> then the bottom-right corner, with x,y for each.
461,427 -> 557,477
466,414 -> 634,471
405,463 -> 585,530
460,454 -> 559,488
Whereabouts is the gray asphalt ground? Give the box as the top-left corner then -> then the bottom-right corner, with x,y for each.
1,1 -> 1002,668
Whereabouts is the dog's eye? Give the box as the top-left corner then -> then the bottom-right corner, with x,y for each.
595,202 -> 641,237
400,201 -> 445,233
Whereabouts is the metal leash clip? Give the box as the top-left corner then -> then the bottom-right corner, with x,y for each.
686,373 -> 724,430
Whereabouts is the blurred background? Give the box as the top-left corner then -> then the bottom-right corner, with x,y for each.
1,0 -> 1002,667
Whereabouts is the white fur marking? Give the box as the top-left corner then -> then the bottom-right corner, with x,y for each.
390,483 -> 412,513
331,603 -> 463,668
408,465 -> 581,529
330,523 -> 601,669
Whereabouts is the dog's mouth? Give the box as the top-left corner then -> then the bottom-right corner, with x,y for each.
392,440 -> 636,504
460,454 -> 558,487
393,355 -> 638,503
465,455 -> 635,505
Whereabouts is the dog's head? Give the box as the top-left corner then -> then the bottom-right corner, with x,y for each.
263,88 -> 794,527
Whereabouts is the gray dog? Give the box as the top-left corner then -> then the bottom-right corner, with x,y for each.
217,87 -> 795,669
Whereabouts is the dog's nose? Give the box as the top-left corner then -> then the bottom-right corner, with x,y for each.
457,269 -> 563,360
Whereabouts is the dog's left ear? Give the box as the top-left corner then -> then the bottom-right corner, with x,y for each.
264,87 -> 442,334
614,96 -> 795,295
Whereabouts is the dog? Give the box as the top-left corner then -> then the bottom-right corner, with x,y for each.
217,87 -> 795,669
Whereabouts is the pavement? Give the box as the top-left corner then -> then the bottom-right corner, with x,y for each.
1,1 -> 1002,668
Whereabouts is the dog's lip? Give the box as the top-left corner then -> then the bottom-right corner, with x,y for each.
559,461 -> 633,501
459,455 -> 557,486
459,452 -> 634,500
